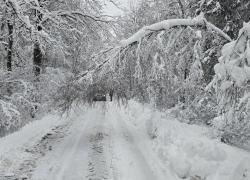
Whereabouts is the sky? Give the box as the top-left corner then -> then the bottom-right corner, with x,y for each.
104,0 -> 134,16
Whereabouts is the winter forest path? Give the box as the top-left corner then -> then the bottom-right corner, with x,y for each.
30,103 -> 169,180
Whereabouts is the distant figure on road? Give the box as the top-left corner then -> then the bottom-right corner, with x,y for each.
109,89 -> 114,101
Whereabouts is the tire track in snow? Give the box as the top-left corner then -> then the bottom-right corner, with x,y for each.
86,131 -> 109,180
30,104 -> 170,180
85,106 -> 119,180
112,118 -> 158,180
85,103 -> 164,180
85,108 -> 114,180
108,104 -> 171,180
31,108 -> 91,180
52,110 -> 95,180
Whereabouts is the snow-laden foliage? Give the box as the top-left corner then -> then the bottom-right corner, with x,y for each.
189,0 -> 250,39
209,22 -> 250,147
0,66 -> 71,136
1,0 -> 250,151
106,0 -> 226,119
0,99 -> 20,136
0,0 -> 114,136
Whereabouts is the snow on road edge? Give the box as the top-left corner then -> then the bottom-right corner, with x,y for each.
119,100 -> 250,180
0,108 -> 80,178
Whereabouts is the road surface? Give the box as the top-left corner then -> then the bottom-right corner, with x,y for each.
30,103 -> 168,180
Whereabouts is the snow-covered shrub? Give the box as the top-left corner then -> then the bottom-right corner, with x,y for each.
124,100 -> 159,139
52,71 -> 95,112
0,68 -> 62,136
0,100 -> 21,136
209,22 -> 250,147
53,78 -> 83,113
179,94 -> 217,125
10,94 -> 36,125
168,93 -> 217,126
212,114 -> 250,147
0,72 -> 34,136
39,67 -> 71,106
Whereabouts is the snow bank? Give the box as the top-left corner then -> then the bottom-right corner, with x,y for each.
0,112 -> 67,177
0,114 -> 60,154
232,158 -> 250,180
122,101 -> 160,139
121,100 -> 250,180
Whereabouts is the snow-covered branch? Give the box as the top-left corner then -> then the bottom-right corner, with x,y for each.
8,0 -> 34,30
7,0 -> 110,34
205,21 -> 232,41
57,11 -> 111,23
76,47 -> 122,81
74,14 -> 233,85
120,13 -> 232,47
0,41 -> 8,45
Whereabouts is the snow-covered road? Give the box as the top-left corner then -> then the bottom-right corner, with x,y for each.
31,103 -> 167,180
1,102 -> 250,180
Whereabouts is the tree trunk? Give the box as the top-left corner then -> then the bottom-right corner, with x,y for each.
33,42 -> 42,76
7,21 -> 13,71
33,5 -> 43,76
180,67 -> 188,104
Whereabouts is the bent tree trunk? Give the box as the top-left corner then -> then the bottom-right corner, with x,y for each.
7,21 -> 13,71
120,13 -> 232,47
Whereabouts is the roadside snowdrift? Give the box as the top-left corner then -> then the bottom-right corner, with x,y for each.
0,107 -> 82,179
120,100 -> 250,180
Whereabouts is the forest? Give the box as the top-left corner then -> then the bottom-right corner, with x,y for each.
1,0 -> 250,179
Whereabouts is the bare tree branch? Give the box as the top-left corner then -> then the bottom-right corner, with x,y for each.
57,11 -> 112,23
177,0 -> 185,18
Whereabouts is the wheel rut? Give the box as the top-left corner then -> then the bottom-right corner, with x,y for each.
86,130 -> 110,180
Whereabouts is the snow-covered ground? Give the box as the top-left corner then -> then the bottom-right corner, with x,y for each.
0,112 -> 70,179
0,101 -> 250,180
121,100 -> 250,180
32,103 -> 169,180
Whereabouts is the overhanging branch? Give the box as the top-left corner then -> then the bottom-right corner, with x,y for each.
120,13 -> 232,47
